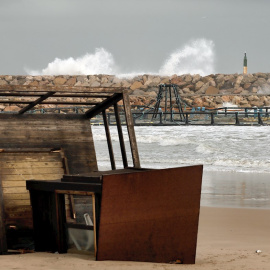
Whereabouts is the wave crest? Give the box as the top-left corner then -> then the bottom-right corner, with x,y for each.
26,39 -> 215,76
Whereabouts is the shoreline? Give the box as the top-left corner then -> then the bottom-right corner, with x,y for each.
0,206 -> 269,269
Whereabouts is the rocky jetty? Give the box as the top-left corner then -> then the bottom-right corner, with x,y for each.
1,73 -> 270,110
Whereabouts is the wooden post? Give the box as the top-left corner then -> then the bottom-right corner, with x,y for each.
122,92 -> 140,168
185,113 -> 189,125
235,112 -> 240,125
210,113 -> 214,125
0,178 -> 7,254
102,110 -> 116,170
114,104 -> 128,168
258,112 -> 264,125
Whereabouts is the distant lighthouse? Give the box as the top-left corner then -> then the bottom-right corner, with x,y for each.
243,52 -> 247,74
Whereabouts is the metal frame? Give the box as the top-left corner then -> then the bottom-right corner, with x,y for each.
55,190 -> 97,256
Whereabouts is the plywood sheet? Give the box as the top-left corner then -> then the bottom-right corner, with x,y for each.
97,165 -> 203,264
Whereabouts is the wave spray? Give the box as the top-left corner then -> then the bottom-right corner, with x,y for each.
26,38 -> 215,77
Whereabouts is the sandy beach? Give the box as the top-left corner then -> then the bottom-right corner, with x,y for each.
0,206 -> 269,270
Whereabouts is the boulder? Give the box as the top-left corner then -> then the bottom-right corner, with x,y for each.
90,81 -> 101,87
54,77 -> 67,85
0,79 -> 8,85
205,86 -> 219,95
184,75 -> 193,83
4,105 -> 20,112
195,81 -> 204,90
130,81 -> 143,90
66,77 -> 76,86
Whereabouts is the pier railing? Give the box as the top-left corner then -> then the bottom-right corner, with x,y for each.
26,106 -> 270,126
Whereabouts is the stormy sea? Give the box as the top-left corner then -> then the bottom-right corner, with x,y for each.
27,38 -> 270,210
92,125 -> 270,210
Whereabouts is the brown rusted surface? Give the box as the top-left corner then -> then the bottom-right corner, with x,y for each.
97,165 -> 203,264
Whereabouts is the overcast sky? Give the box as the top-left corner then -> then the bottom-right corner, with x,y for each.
1,0 -> 270,75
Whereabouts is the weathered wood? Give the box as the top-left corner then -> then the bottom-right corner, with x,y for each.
0,85 -> 126,93
3,193 -> 30,200
85,93 -> 123,118
102,110 -> 116,170
0,177 -> 7,254
26,180 -> 102,194
122,92 -> 140,168
1,174 -> 63,181
4,199 -> 31,207
114,103 -> 128,168
0,167 -> 64,175
0,152 -> 64,233
0,114 -> 98,174
0,161 -> 63,169
19,92 -> 56,114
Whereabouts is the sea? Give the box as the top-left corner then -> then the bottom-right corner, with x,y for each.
92,125 -> 270,209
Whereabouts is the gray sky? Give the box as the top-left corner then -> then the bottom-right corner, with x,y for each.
1,0 -> 270,75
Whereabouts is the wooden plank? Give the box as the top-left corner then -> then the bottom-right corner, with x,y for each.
0,85 -> 126,93
85,93 -> 123,118
0,167 -> 63,175
0,161 -> 63,169
102,110 -> 116,170
3,187 -> 29,194
122,92 -> 140,168
5,205 -> 32,214
0,176 -> 7,253
19,91 -> 56,114
4,199 -> 31,207
2,181 -> 27,187
1,174 -> 63,181
114,103 -> 128,168
3,193 -> 30,200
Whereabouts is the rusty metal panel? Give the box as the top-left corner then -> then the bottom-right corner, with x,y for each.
97,165 -> 203,264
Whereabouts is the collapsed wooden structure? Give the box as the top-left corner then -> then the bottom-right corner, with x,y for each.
0,85 -> 202,264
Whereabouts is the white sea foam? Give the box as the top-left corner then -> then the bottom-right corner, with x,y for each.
92,125 -> 270,173
159,39 -> 215,76
27,48 -> 118,76
26,39 -> 215,77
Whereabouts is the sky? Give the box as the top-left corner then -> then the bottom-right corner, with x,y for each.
1,0 -> 270,76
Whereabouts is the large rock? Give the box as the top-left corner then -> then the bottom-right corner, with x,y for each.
205,86 -> 219,95
130,81 -> 143,90
4,105 -> 21,112
54,77 -> 67,85
0,79 -> 8,85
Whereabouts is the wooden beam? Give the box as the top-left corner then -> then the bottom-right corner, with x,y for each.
114,103 -> 128,168
0,178 -> 7,254
0,85 -> 126,93
84,93 -> 123,119
0,93 -> 112,98
19,92 -> 56,114
122,91 -> 140,168
102,110 -> 116,170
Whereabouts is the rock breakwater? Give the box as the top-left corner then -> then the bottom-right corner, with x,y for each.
1,73 -> 270,110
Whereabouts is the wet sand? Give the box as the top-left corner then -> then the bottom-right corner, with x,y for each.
0,206 -> 269,270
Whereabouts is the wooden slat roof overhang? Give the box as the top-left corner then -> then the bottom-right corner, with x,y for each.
0,85 -> 140,168
0,85 -> 128,116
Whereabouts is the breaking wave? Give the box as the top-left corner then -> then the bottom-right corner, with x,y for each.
26,39 -> 215,77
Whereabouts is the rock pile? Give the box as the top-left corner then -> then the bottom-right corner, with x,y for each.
1,73 -> 270,109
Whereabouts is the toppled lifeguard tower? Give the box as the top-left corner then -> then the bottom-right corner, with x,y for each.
0,84 -> 202,264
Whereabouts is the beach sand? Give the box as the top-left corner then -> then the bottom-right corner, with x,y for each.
0,206 -> 269,270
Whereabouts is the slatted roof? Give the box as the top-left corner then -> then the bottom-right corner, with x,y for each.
0,85 -> 128,117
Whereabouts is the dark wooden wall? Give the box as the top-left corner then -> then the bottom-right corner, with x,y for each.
0,114 -> 97,252
0,114 -> 97,174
